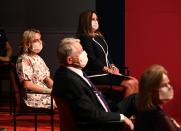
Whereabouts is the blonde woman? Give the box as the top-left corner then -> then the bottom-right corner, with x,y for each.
16,28 -> 56,109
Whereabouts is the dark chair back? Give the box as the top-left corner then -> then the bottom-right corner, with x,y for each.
10,66 -> 54,131
0,62 -> 15,113
10,65 -> 23,112
54,96 -> 77,131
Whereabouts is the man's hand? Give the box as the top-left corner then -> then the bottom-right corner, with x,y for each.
124,116 -> 134,130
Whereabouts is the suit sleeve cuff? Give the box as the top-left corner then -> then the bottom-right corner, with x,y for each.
120,114 -> 125,122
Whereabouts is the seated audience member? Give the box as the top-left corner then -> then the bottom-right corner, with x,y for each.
16,28 -> 56,109
76,10 -> 138,99
52,37 -> 134,131
0,26 -> 13,104
0,27 -> 13,63
134,64 -> 181,131
0,27 -> 13,73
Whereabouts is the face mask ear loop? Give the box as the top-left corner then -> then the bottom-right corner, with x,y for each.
72,57 -> 80,66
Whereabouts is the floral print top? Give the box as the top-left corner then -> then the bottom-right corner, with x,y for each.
16,53 -> 54,108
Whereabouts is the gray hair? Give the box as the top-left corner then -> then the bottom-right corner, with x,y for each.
57,37 -> 80,65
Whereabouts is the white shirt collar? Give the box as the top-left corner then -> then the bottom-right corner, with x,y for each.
67,66 -> 91,87
67,66 -> 84,77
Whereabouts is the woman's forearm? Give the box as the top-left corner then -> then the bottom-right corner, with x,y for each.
44,77 -> 53,88
23,80 -> 52,93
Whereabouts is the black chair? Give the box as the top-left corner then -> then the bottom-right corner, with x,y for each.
10,66 -> 54,131
0,62 -> 15,114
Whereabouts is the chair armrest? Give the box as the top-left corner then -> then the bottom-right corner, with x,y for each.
119,66 -> 130,76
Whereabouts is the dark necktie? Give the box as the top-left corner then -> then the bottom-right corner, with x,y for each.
83,73 -> 111,112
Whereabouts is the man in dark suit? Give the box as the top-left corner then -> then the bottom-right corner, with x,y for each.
52,37 -> 134,131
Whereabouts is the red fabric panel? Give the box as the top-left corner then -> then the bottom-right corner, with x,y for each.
126,0 -> 181,117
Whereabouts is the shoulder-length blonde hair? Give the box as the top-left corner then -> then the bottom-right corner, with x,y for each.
76,10 -> 103,38
138,64 -> 168,112
19,28 -> 40,55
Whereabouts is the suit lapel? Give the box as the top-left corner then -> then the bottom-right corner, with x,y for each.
64,67 -> 105,109
67,68 -> 92,88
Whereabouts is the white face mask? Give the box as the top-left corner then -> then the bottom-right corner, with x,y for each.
159,85 -> 174,101
30,41 -> 43,54
78,51 -> 88,68
91,20 -> 99,32
73,51 -> 88,68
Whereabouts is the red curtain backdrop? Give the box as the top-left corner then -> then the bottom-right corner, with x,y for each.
125,0 -> 181,117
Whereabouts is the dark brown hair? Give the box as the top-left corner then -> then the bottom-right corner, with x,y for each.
76,10 -> 103,38
138,64 -> 168,112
